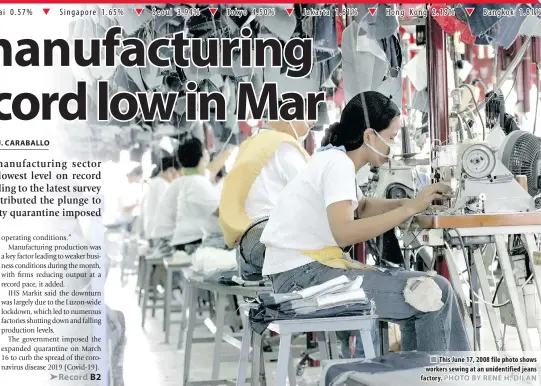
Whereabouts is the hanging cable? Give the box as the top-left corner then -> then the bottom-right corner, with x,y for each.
458,84 -> 486,140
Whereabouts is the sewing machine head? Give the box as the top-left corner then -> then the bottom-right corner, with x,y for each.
433,141 -> 536,214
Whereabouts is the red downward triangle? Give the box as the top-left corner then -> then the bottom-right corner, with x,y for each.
43,8 -> 50,15
209,7 -> 218,16
135,8 -> 143,16
368,7 -> 377,16
285,8 -> 294,16
465,7 -> 475,16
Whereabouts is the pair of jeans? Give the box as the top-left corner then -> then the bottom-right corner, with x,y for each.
271,261 -> 471,353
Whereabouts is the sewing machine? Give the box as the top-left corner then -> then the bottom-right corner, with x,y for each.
409,131 -> 541,353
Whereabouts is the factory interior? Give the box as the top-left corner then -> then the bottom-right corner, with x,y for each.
75,3 -> 541,385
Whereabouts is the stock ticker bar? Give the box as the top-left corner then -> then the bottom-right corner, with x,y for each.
0,0 -> 534,4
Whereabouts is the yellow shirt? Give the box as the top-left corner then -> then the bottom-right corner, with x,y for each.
219,130 -> 309,247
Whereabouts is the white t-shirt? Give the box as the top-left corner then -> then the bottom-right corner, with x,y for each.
171,175 -> 222,245
260,149 -> 361,275
245,142 -> 308,222
118,182 -> 142,222
150,178 -> 182,239
142,177 -> 169,239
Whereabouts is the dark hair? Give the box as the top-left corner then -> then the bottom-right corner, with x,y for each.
126,165 -> 143,179
321,91 -> 400,151
177,138 -> 204,168
158,155 -> 177,172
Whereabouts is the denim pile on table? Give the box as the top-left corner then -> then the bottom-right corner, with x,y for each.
203,268 -> 270,288
249,275 -> 375,334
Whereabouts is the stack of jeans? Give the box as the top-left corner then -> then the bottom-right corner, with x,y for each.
250,275 -> 375,335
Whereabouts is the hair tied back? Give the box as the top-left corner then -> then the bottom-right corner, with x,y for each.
322,122 -> 339,147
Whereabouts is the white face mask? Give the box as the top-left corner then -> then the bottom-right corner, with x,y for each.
289,122 -> 310,143
366,130 -> 394,160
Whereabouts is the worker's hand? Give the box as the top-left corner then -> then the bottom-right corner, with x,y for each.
407,183 -> 452,214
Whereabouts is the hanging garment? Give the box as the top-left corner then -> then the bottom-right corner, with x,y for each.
255,8 -> 296,42
461,4 -> 520,37
341,20 -> 389,102
377,34 -> 403,108
263,49 -> 323,95
353,4 -> 399,40
519,13 -> 541,37
432,6 -> 475,44
472,5 -> 529,49
313,13 -> 341,63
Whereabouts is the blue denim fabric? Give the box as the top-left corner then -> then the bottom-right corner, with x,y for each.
354,4 -> 399,40
272,261 -> 471,353
462,4 -> 520,37
472,5 -> 529,49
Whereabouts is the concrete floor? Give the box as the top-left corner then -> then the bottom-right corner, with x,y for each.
104,266 -> 539,386
104,269 -> 321,386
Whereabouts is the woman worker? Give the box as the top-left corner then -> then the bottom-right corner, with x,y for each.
260,91 -> 470,352
219,117 -> 312,276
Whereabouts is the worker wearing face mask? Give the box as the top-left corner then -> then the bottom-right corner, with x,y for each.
219,113 -> 313,279
260,92 -> 470,358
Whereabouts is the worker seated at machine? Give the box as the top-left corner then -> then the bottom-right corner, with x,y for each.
117,165 -> 143,234
171,138 -> 222,253
148,149 -> 184,259
219,116 -> 312,276
260,91 -> 471,353
220,115 -> 378,358
141,155 -> 179,248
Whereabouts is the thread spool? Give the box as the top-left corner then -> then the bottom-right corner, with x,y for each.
515,175 -> 528,191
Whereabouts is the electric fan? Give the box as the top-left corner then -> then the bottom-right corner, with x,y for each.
238,217 -> 269,281
498,130 -> 541,198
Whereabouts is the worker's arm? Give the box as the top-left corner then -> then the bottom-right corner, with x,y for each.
329,201 -> 416,247
322,155 -> 448,248
207,147 -> 233,180
356,197 -> 410,218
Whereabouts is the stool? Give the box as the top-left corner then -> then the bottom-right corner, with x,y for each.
180,269 -> 272,385
163,256 -> 191,343
120,235 -> 139,286
237,314 -> 379,386
135,242 -> 150,301
140,256 -> 165,328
